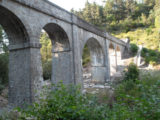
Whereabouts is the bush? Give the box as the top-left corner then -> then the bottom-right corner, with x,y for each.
115,71 -> 160,119
141,48 -> 160,65
123,63 -> 139,82
0,81 -> 5,94
19,83 -> 108,120
0,53 -> 8,93
141,48 -> 148,57
42,59 -> 52,80
130,44 -> 138,56
2,71 -> 160,120
82,45 -> 91,67
149,61 -> 157,66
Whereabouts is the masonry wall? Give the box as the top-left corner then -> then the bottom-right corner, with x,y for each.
0,0 -> 126,107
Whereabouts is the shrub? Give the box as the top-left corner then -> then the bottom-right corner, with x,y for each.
115,71 -> 160,120
141,48 -> 160,65
2,72 -> 160,120
149,61 -> 157,66
124,63 -> 139,82
82,45 -> 91,67
141,48 -> 148,57
149,50 -> 158,57
0,53 -> 8,93
19,83 -> 108,120
42,59 -> 52,80
0,81 -> 5,94
130,44 -> 138,56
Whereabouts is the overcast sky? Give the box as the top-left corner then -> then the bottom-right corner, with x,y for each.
49,0 -> 104,11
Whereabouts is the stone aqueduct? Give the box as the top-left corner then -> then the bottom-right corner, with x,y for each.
0,0 -> 129,107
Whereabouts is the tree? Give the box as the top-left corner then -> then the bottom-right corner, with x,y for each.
125,0 -> 137,18
40,32 -> 52,63
154,0 -> 160,28
83,1 -> 93,23
0,26 -> 9,91
0,25 -> 8,53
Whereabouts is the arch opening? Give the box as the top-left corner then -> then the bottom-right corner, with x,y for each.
40,23 -> 72,85
82,38 -> 106,88
116,46 -> 122,72
0,6 -> 30,107
109,43 -> 116,76
0,6 -> 28,45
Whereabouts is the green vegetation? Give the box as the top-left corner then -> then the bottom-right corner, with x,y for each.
1,67 -> 160,120
0,53 -> 8,94
72,0 -> 160,67
115,28 -> 160,50
0,1 -> 160,119
130,43 -> 138,56
82,45 -> 91,68
123,63 -> 139,82
114,70 -> 160,119
0,26 -> 8,94
141,47 -> 160,66
18,83 -> 108,120
40,32 -> 52,80
72,0 -> 156,33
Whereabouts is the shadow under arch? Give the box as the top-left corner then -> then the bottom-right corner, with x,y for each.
0,6 -> 29,44
109,42 -> 117,76
43,23 -> 70,52
116,45 -> 122,72
41,23 -> 73,85
0,5 -> 32,107
82,37 -> 106,85
116,45 -> 122,59
109,42 -> 115,51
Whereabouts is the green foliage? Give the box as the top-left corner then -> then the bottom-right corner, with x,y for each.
42,59 -> 52,80
141,48 -> 160,65
40,32 -> 52,63
82,45 -> 91,67
115,71 -> 160,119
130,43 -> 138,56
154,0 -> 160,28
0,25 -> 8,53
0,26 -> 9,94
73,0 -> 156,33
40,32 -> 52,80
141,48 -> 148,57
124,63 -> 139,82
0,53 -> 8,94
2,71 -> 160,119
19,83 -> 108,120
115,28 -> 160,50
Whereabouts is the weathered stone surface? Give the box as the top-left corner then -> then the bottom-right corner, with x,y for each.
0,0 -> 129,107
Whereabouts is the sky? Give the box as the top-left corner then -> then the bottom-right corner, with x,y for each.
49,0 -> 104,11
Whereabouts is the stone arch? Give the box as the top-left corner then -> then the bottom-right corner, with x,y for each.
0,6 -> 29,45
82,37 -> 105,66
0,5 -> 33,107
43,23 -> 70,52
41,23 -> 73,84
82,37 -> 106,85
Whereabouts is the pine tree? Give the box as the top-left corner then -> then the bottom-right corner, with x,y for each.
155,0 -> 160,28
83,1 -> 93,23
